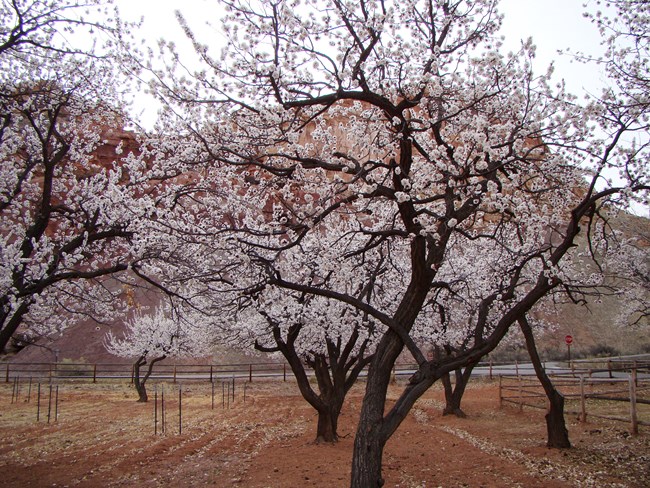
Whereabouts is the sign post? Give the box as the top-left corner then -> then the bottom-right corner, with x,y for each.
565,335 -> 573,363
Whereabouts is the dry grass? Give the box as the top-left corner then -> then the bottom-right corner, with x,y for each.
0,378 -> 648,487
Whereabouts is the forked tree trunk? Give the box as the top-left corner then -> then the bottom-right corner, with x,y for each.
441,363 -> 476,418
310,354 -> 350,443
256,318 -> 372,445
133,354 -> 166,403
519,317 -> 570,448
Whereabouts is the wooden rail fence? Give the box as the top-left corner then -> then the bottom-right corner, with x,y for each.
499,368 -> 649,435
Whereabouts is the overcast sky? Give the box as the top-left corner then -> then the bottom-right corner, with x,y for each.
116,1 -> 647,216
117,0 -> 606,101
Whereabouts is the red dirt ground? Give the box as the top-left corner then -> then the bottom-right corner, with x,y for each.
0,379 -> 648,487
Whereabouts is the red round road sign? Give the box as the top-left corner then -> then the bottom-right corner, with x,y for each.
565,335 -> 573,345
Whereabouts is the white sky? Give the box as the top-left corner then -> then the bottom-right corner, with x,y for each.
115,1 -> 646,217
117,0 -> 607,104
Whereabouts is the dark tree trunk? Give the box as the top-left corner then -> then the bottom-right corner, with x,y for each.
133,354 -> 166,403
545,390 -> 570,448
316,405 -> 340,443
351,420 -> 387,487
441,363 -> 476,418
519,317 -> 570,448
133,357 -> 148,402
255,318 -> 371,444
0,301 -> 30,354
351,328 -> 407,488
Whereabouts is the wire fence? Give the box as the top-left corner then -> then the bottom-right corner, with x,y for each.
2,355 -> 648,384
2,356 -> 649,434
1,361 -> 296,384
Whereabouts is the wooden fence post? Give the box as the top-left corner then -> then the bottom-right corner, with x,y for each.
5,364 -> 9,383
209,365 -> 213,384
11,376 -> 18,403
608,359 -> 613,379
173,365 -> 177,384
283,363 -> 286,382
629,369 -> 638,435
489,359 -> 493,380
161,386 -> 166,434
249,364 -> 252,383
47,384 -> 53,424
93,364 -> 97,384
498,376 -> 502,408
515,360 -> 519,377
54,385 -> 59,422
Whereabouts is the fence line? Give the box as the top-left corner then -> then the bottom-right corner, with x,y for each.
2,357 -> 649,384
1,361 -> 295,383
498,368 -> 649,434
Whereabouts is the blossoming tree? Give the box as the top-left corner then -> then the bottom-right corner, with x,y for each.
227,228 -> 398,442
105,304 -> 216,402
0,0 -> 139,353
134,0 -> 648,485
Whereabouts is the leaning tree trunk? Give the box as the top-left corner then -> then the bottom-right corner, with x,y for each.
351,329 -> 406,488
351,403 -> 389,487
519,317 -> 571,448
133,354 -> 166,403
441,362 -> 476,418
0,301 -> 30,354
133,356 -> 148,402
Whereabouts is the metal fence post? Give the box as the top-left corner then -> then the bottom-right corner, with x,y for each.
608,359 -> 613,379
580,375 -> 586,423
178,386 -> 182,435
630,369 -> 638,435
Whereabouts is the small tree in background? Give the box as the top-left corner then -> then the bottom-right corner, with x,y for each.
105,305 -> 215,402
